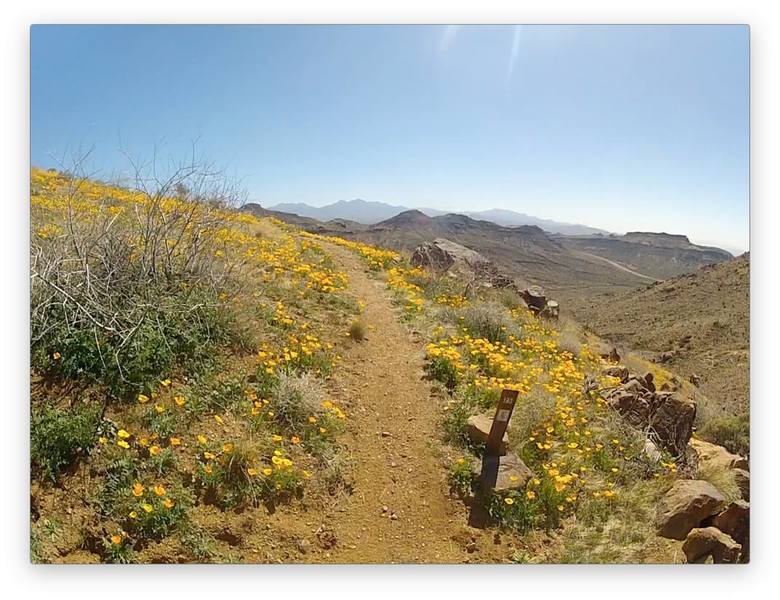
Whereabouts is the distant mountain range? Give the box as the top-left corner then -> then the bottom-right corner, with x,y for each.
266,199 -> 608,236
243,204 -> 732,299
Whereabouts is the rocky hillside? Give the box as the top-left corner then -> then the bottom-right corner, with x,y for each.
245,207 -> 733,305
248,208 -> 654,296
559,232 -> 733,280
566,254 -> 750,419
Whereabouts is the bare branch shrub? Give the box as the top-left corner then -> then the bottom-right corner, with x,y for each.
30,153 -> 252,396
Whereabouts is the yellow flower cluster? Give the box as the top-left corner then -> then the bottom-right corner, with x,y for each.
434,294 -> 469,308
300,231 -> 400,270
386,267 -> 425,313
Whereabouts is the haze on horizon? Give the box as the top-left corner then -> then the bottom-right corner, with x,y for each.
31,25 -> 749,252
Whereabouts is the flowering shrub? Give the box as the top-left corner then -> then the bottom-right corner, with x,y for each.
30,168 -> 357,562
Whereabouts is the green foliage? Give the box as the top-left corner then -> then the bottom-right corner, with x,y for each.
698,414 -> 750,457
31,402 -> 101,481
32,286 -> 249,399
132,490 -> 191,539
428,356 -> 459,390
179,524 -> 217,561
447,458 -> 473,495
485,491 -> 538,533
196,441 -> 302,510
103,535 -> 137,564
442,395 -> 474,447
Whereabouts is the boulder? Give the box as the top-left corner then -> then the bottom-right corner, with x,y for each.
690,438 -> 749,472
609,391 -> 653,427
711,500 -> 749,560
539,299 -> 560,321
683,527 -> 742,564
411,238 -> 488,273
732,468 -> 750,501
602,365 -> 629,382
472,452 -> 533,492
649,392 -> 696,455
655,480 -> 726,540
521,286 -> 547,313
411,238 -> 516,290
643,438 -> 662,463
466,414 -> 508,455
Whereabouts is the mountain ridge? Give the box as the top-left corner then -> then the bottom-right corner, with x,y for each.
264,199 -> 607,236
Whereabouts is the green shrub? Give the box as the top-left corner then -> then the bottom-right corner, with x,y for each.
32,286 -> 248,399
31,402 -> 101,481
485,490 -> 538,532
698,414 -> 750,457
179,524 -> 217,561
103,534 -> 136,564
447,457 -> 473,495
428,356 -> 459,390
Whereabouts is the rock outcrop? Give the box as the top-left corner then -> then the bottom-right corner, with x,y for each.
710,500 -> 750,560
732,469 -> 750,501
410,238 -> 512,288
690,438 -> 749,472
410,238 -> 560,319
601,370 -> 696,455
682,527 -> 742,564
411,238 -> 488,273
655,480 -> 725,540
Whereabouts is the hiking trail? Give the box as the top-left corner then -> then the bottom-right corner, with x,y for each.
309,241 -> 516,563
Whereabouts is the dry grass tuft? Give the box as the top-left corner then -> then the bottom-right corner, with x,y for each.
271,372 -> 325,429
348,319 -> 367,341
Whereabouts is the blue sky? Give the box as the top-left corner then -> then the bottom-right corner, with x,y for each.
31,25 -> 749,251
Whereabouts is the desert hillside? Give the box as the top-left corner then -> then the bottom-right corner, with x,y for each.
566,254 -> 749,448
245,205 -> 733,302
559,232 -> 733,280
30,170 -> 749,564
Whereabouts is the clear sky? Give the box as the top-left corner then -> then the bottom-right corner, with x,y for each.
31,25 -> 749,252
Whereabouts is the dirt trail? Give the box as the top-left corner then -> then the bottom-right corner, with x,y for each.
578,251 -> 661,282
313,242 -> 512,563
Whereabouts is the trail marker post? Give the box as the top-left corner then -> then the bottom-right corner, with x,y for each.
485,388 -> 518,456
480,388 -> 519,490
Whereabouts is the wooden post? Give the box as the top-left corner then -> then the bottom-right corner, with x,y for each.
480,388 -> 519,491
485,389 -> 519,457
